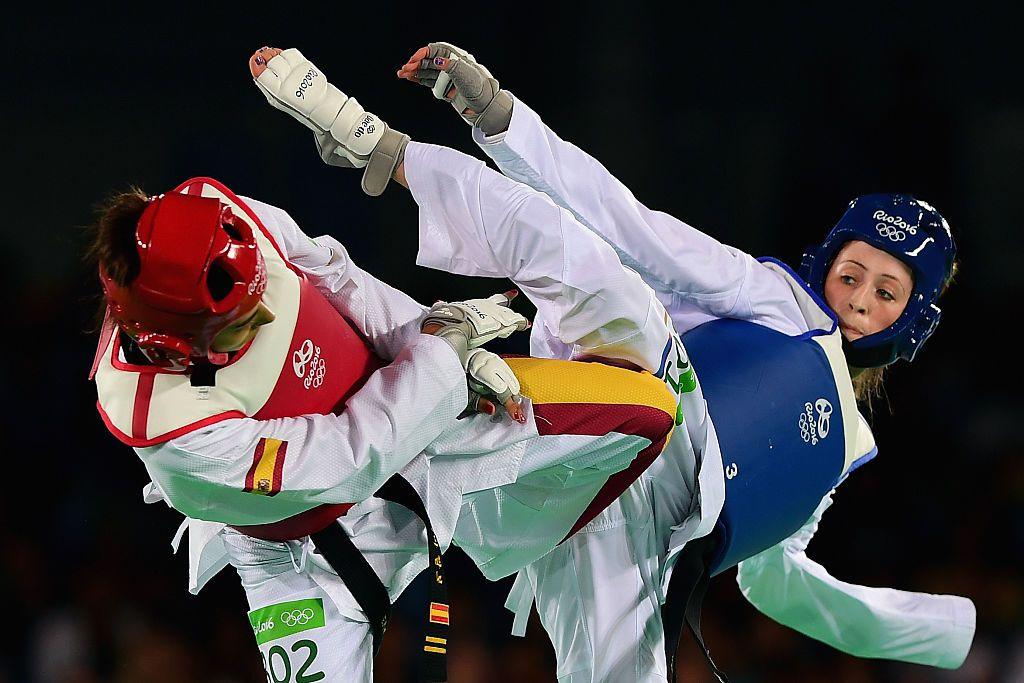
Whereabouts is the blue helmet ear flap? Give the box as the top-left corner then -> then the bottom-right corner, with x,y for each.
799,194 -> 956,369
840,301 -> 943,367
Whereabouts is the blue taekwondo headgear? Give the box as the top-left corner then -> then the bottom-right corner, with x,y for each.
799,194 -> 956,368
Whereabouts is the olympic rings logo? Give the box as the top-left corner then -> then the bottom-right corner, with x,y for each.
876,223 -> 907,241
799,398 -> 833,445
798,405 -> 817,445
280,608 -> 315,627
304,358 -> 326,389
873,210 -> 917,242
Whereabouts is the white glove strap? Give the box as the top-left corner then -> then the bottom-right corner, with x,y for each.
423,295 -> 528,349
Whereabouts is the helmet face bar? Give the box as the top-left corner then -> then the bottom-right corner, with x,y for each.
799,194 -> 956,368
100,192 -> 267,367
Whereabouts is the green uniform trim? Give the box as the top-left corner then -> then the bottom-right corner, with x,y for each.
249,598 -> 326,645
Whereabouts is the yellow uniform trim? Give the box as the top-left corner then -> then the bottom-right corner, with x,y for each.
425,636 -> 447,645
504,357 -> 676,417
423,645 -> 447,654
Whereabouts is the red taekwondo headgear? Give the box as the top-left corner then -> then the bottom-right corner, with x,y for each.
99,192 -> 268,368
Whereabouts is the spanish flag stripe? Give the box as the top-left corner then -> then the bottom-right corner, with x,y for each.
503,357 -> 676,418
429,602 -> 450,625
269,440 -> 288,497
243,439 -> 267,493
424,646 -> 447,654
244,438 -> 286,496
252,439 -> 283,495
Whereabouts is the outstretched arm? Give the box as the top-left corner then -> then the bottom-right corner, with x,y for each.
736,492 -> 976,669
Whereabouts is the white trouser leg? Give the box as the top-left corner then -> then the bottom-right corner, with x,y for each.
525,481 -> 669,683
222,530 -> 374,683
405,141 -> 678,375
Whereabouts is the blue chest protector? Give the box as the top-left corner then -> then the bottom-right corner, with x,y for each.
681,319 -> 848,576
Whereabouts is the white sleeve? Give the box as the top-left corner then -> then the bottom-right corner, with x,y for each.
735,492 -> 976,669
245,197 -> 427,360
405,141 -> 674,374
136,333 -> 467,526
473,97 -> 804,329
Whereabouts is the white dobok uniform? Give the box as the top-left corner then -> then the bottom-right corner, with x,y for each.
425,95 -> 975,681
136,143 -> 688,681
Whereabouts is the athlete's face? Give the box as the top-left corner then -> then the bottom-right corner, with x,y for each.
211,301 -> 276,352
823,240 -> 914,341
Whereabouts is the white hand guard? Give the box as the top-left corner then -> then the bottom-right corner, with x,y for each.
422,293 -> 529,367
254,48 -> 407,195
466,348 -> 521,406
413,42 -> 513,135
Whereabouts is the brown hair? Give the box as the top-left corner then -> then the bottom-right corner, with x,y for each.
85,187 -> 150,330
852,366 -> 889,410
853,260 -> 959,411
85,187 -> 150,287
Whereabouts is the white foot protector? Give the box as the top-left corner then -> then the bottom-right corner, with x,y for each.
254,48 -> 406,195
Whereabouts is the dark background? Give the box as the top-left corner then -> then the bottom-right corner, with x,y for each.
2,3 -> 1022,681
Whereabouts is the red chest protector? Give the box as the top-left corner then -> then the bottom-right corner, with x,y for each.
93,177 -> 385,539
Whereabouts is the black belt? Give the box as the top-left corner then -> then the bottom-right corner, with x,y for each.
309,474 -> 449,682
661,531 -> 729,682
